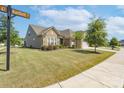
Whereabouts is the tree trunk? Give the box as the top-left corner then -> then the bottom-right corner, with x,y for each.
112,45 -> 114,50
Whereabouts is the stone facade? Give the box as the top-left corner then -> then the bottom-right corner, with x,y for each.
42,29 -> 59,46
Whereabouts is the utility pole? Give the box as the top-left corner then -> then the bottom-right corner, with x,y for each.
6,5 -> 11,71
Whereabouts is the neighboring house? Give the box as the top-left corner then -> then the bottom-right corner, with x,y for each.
24,24 -> 89,49
60,29 -> 89,48
59,29 -> 75,47
120,40 -> 124,46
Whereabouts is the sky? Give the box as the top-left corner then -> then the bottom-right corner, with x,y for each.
2,5 -> 124,40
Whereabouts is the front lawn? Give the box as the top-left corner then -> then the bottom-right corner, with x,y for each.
0,48 -> 114,87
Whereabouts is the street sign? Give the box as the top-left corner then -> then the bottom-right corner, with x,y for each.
0,5 -> 30,71
12,9 -> 30,18
0,5 -> 30,19
0,5 -> 7,13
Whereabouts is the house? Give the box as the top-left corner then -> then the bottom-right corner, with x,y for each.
24,24 -> 89,49
24,24 -> 61,48
120,40 -> 124,46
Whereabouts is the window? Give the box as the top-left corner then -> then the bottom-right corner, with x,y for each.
28,31 -> 30,36
47,37 -> 58,45
54,37 -> 57,45
51,37 -> 54,45
48,37 -> 51,45
55,38 -> 57,45
33,38 -> 35,41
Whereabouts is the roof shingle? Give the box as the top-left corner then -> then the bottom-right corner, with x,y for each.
29,24 -> 46,36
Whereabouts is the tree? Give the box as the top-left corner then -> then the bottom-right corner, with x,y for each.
110,37 -> 120,50
74,31 -> 85,48
0,14 -> 7,43
10,30 -> 21,46
0,13 -> 21,46
85,17 -> 108,53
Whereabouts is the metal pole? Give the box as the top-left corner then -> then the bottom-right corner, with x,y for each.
6,5 -> 11,71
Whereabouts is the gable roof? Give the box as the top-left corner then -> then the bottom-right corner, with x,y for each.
28,24 -> 85,38
59,29 -> 74,38
29,24 -> 46,36
29,24 -> 60,36
59,29 -> 86,38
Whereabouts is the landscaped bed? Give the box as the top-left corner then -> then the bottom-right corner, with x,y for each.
0,48 -> 115,87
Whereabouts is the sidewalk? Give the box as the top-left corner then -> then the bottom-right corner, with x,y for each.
46,48 -> 124,88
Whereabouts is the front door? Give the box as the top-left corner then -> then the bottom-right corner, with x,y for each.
60,38 -> 63,45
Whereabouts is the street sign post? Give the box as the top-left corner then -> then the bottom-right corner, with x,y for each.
0,5 -> 30,71
6,5 -> 11,70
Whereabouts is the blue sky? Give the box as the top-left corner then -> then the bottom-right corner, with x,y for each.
3,5 -> 124,40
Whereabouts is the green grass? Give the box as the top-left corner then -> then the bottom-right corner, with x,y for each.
0,48 -> 115,87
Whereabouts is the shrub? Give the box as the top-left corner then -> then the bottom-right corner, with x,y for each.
59,45 -> 65,48
68,45 -> 75,48
41,46 -> 47,50
30,45 -> 32,48
47,45 -> 53,50
41,45 -> 60,51
53,45 -> 58,50
56,45 -> 60,49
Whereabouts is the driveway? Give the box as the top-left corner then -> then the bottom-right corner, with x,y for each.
46,48 -> 124,88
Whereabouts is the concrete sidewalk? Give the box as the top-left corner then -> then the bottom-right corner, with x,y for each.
46,48 -> 124,88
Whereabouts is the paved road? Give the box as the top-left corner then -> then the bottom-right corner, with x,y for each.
46,48 -> 124,88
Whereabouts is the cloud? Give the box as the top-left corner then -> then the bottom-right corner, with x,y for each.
106,16 -> 124,39
32,6 -> 92,30
30,5 -> 52,11
117,5 -> 124,10
30,6 -> 124,40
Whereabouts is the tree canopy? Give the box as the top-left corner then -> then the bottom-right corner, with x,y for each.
74,31 -> 84,40
74,31 -> 85,48
85,17 -> 108,52
0,13 -> 21,46
110,37 -> 120,50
